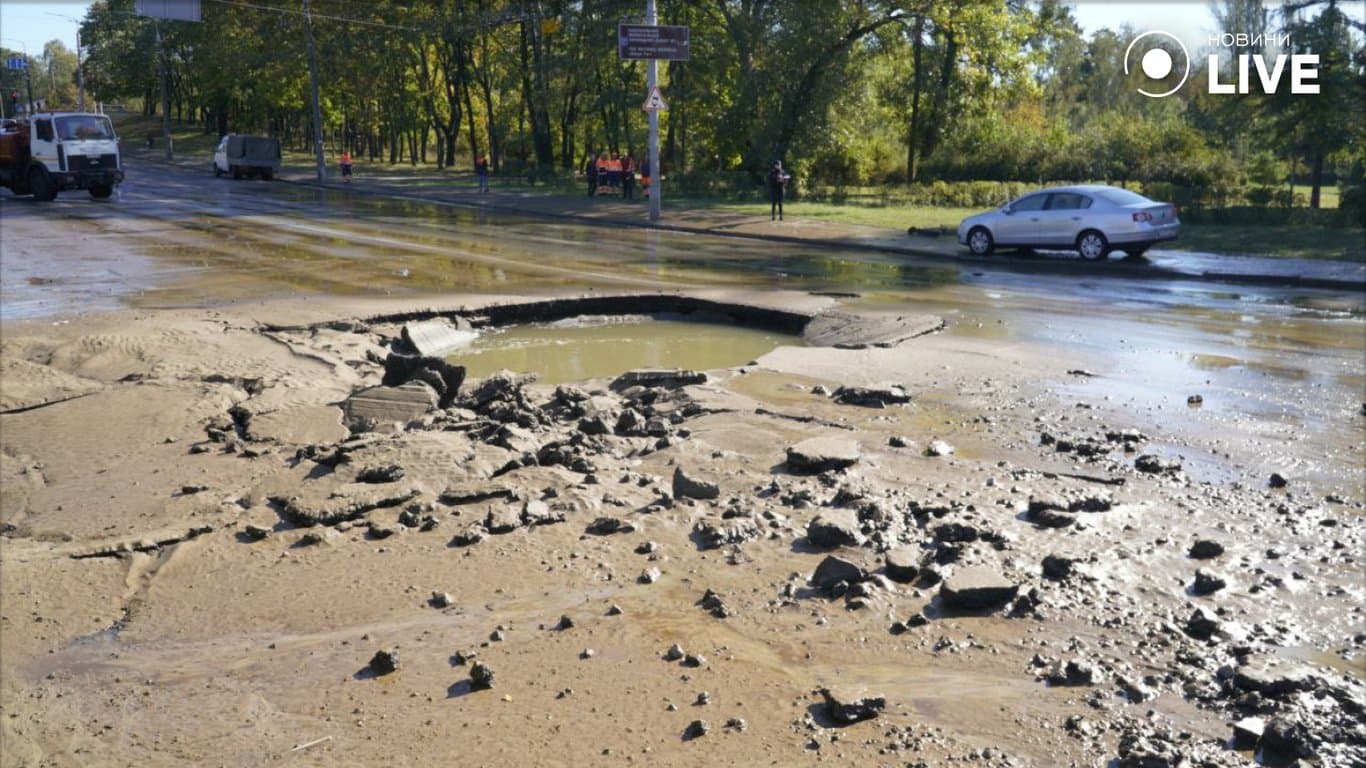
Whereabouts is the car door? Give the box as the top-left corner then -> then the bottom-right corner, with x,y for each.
1036,192 -> 1091,246
993,193 -> 1048,246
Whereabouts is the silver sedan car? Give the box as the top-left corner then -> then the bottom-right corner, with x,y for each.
956,184 -> 1179,259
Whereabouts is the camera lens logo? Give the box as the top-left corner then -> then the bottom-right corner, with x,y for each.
1124,31 -> 1191,98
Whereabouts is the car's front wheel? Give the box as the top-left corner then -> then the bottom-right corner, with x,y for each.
214,162 -> 222,177
1077,230 -> 1109,260
967,227 -> 994,256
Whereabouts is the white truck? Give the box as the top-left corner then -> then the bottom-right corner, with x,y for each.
0,112 -> 124,201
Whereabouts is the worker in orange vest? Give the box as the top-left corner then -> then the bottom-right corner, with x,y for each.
339,150 -> 353,183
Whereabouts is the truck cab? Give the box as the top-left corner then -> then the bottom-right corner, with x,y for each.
0,112 -> 124,200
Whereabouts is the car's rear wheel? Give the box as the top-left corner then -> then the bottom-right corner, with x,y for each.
89,183 -> 113,199
231,164 -> 243,180
967,227 -> 994,256
1077,230 -> 1109,260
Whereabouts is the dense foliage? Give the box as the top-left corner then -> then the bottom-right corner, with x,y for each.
4,0 -> 1363,216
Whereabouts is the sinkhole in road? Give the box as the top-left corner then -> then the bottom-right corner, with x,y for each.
448,314 -> 799,386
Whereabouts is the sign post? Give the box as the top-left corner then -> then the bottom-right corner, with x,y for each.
621,9 -> 689,223
136,1 -> 201,161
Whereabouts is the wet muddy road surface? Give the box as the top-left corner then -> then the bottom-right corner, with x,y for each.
1,160 -> 1363,767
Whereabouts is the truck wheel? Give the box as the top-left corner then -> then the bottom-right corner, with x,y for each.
28,167 -> 58,202
261,169 -> 274,181
231,164 -> 243,180
90,184 -> 113,199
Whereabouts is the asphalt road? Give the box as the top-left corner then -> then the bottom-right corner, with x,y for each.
2,159 -> 1363,497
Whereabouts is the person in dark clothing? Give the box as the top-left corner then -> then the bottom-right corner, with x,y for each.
475,152 -> 490,193
769,160 -> 790,221
621,152 -> 635,201
586,154 -> 598,197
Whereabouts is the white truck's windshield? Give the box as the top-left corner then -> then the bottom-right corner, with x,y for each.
55,115 -> 116,141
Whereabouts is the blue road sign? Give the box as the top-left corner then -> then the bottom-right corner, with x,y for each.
7,57 -> 28,70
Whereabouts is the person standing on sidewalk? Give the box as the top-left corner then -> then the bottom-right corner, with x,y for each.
475,151 -> 490,193
769,160 -> 790,221
586,153 -> 598,197
339,150 -> 354,183
621,152 -> 636,201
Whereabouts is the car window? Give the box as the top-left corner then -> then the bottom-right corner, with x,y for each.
1010,194 -> 1048,212
55,115 -> 115,140
1046,193 -> 1090,210
1094,188 -> 1152,206
34,119 -> 53,142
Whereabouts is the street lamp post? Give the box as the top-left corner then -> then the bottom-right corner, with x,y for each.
45,13 -> 86,111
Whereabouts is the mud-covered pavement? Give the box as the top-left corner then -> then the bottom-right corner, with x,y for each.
1,161 -> 1363,767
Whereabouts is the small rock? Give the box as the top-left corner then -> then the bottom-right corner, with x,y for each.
806,508 -> 864,548
1191,568 -> 1227,596
811,555 -> 866,590
925,439 -> 954,457
368,649 -> 399,676
724,717 -> 747,731
554,614 -> 574,631
1188,539 -> 1224,559
664,643 -> 686,662
1185,607 -> 1221,640
606,604 -> 624,616
241,524 -> 272,542
1268,472 -> 1288,489
1230,717 -> 1265,750
469,662 -> 495,690
684,719 -> 710,740
580,648 -> 595,659
586,517 -> 635,536
695,691 -> 711,705
682,653 -> 707,668
888,435 -> 911,449
1187,394 -> 1203,405
819,687 -> 886,725
672,466 -> 720,501
939,566 -> 1018,610
639,567 -> 662,584
356,464 -> 405,483
883,546 -> 919,583
831,384 -> 910,408
786,437 -> 861,474
1041,554 -> 1076,580
429,591 -> 454,609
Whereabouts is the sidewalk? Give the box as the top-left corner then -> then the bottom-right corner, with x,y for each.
127,147 -> 1366,291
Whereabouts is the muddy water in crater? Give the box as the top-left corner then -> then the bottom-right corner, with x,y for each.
451,316 -> 798,385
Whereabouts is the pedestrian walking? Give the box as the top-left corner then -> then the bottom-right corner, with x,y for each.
475,151 -> 490,193
621,152 -> 636,201
769,160 -> 790,221
586,153 -> 598,197
339,150 -> 354,183
640,156 -> 651,198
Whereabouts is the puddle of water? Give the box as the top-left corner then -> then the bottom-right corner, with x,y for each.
450,316 -> 798,386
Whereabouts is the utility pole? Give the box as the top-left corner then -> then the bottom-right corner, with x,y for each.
157,21 -> 172,159
646,0 -> 661,222
75,27 -> 85,111
303,0 -> 326,182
